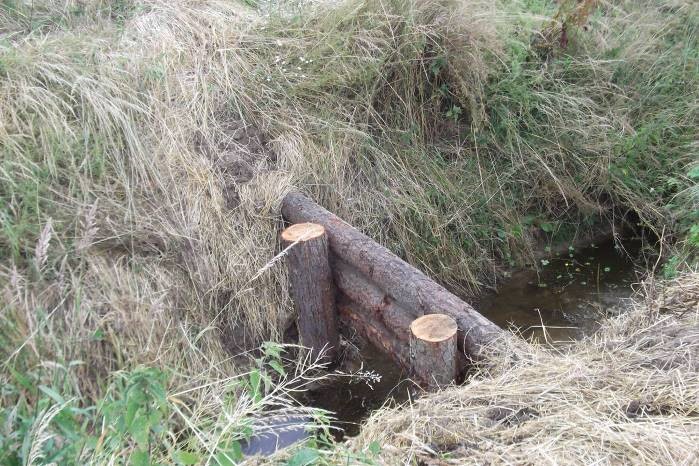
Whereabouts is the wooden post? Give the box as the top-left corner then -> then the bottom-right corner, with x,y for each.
409,314 -> 458,389
282,192 -> 504,359
281,223 -> 339,362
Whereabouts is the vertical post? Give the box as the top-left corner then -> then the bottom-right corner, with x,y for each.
409,314 -> 457,389
281,222 -> 339,362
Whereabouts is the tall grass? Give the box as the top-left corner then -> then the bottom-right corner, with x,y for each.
0,0 -> 697,463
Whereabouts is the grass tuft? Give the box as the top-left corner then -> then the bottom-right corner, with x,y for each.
0,0 -> 697,463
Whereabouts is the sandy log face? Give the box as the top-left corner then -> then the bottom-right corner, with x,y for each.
409,314 -> 458,389
281,192 -> 504,359
281,223 -> 339,362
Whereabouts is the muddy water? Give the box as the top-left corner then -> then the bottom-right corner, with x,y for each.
304,344 -> 410,438
307,236 -> 644,438
477,237 -> 645,342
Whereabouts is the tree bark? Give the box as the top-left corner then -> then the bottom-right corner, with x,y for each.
331,257 -> 418,342
281,222 -> 339,362
410,314 -> 458,389
281,192 -> 504,359
336,295 -> 411,372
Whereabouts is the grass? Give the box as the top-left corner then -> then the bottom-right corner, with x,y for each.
339,271 -> 699,464
0,0 -> 697,463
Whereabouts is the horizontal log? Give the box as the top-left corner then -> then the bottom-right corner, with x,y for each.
332,258 -> 487,368
336,295 -> 411,372
338,295 -> 469,379
331,257 -> 417,342
282,192 -> 505,359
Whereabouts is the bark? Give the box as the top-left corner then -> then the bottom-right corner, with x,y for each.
282,192 -> 504,359
336,295 -> 411,372
410,314 -> 458,389
281,222 -> 339,362
331,257 -> 418,342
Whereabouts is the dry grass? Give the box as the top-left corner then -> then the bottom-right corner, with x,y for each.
0,0 -> 697,463
343,272 -> 699,465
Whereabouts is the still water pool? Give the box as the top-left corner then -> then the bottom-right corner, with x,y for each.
477,237 -> 645,342
307,236 -> 647,438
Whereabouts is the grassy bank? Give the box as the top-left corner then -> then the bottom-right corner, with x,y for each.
337,272 -> 699,465
1,0 -> 697,463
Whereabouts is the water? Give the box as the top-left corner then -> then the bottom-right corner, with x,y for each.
305,236 -> 645,438
477,237 -> 645,342
304,343 -> 410,439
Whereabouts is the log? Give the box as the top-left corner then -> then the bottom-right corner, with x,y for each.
331,257 -> 418,342
281,192 -> 503,359
338,292 -> 469,373
410,314 -> 458,389
336,295 -> 411,372
281,223 -> 339,362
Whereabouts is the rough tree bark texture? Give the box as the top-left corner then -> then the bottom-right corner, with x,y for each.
336,295 -> 411,371
281,222 -> 339,362
410,314 -> 458,389
331,258 -> 418,342
281,192 -> 504,359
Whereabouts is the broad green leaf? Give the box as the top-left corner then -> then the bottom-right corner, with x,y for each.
38,385 -> 65,404
11,368 -> 34,391
130,449 -> 150,466
368,441 -> 381,455
268,360 -> 285,376
125,396 -> 140,429
521,215 -> 536,226
173,449 -> 200,465
286,447 -> 320,466
262,341 -> 282,360
510,224 -> 523,238
248,370 -> 262,403
129,415 -> 150,448
215,440 -> 243,465
541,222 -> 554,233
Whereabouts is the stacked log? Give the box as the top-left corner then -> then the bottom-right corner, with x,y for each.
336,295 -> 412,372
281,192 -> 504,361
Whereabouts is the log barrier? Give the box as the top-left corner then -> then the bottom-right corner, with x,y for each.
280,192 -> 505,388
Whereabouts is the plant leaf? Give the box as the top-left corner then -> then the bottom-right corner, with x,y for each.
286,447 -> 320,466
173,450 -> 200,465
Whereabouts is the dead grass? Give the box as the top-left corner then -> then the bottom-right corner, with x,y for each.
343,271 -> 699,465
0,0 -> 697,463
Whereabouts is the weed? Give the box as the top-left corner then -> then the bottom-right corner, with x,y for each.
0,0 -> 697,463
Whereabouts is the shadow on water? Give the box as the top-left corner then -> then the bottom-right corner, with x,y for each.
303,341 -> 412,439
304,235 -> 648,439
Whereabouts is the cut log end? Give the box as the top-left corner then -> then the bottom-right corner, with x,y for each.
281,222 -> 326,243
410,313 -> 457,389
410,314 -> 458,343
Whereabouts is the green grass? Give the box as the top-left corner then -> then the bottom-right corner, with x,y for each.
0,0 -> 697,463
